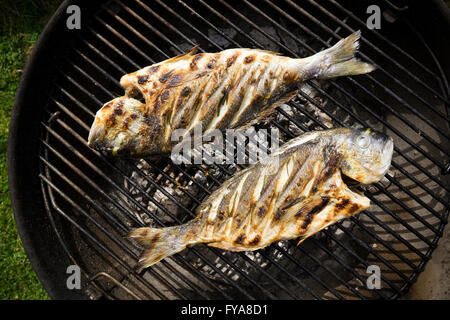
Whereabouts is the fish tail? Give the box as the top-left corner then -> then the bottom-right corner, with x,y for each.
304,30 -> 375,79
128,223 -> 197,271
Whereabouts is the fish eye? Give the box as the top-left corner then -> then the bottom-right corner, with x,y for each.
356,134 -> 370,149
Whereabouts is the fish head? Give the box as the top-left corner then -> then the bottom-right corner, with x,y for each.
337,127 -> 393,184
88,97 -> 161,157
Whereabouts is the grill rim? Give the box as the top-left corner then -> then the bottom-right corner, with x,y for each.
8,0 -> 89,299
9,0 -> 450,299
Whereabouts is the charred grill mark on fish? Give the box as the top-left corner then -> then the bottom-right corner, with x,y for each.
226,54 -> 239,68
190,53 -> 204,70
161,90 -> 170,103
138,75 -> 148,84
244,55 -> 255,64
273,208 -> 286,221
234,234 -> 246,245
148,65 -> 160,74
248,235 -> 261,246
207,55 -> 219,69
159,70 -> 174,83
180,86 -> 191,97
299,197 -> 330,230
167,74 -> 183,88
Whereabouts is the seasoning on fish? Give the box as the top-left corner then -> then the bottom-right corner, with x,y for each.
88,31 -> 375,157
128,127 -> 394,270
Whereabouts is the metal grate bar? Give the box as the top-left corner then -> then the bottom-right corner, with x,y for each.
102,5 -> 177,58
310,237 -> 393,298
288,0 -> 450,125
89,28 -> 141,69
95,15 -> 153,64
80,38 -> 127,74
319,228 -> 401,296
141,160 -> 203,206
253,0 -> 450,153
177,0 -> 242,48
267,0 -> 450,165
41,179 -> 170,299
133,0 -> 222,51
89,272 -> 142,300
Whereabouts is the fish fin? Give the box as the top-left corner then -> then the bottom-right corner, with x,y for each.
296,236 -> 308,246
281,196 -> 306,211
233,90 -> 299,130
164,46 -> 199,63
296,222 -> 333,246
128,224 -> 195,271
282,195 -> 329,218
307,30 -> 375,79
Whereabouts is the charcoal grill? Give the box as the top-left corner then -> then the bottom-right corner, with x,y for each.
9,0 -> 450,300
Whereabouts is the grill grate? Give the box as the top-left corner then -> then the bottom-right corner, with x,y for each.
37,0 -> 449,299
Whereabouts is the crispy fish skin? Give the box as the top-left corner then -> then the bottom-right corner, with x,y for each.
88,31 -> 375,157
128,128 -> 394,270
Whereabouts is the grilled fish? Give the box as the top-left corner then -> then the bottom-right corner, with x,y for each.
88,31 -> 375,157
128,127 -> 393,270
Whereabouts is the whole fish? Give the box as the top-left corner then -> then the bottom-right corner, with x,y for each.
128,127 -> 393,270
88,31 -> 375,157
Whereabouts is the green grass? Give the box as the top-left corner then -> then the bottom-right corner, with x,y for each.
0,0 -> 63,300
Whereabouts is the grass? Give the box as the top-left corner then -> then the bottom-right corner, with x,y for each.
0,0 -> 63,300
